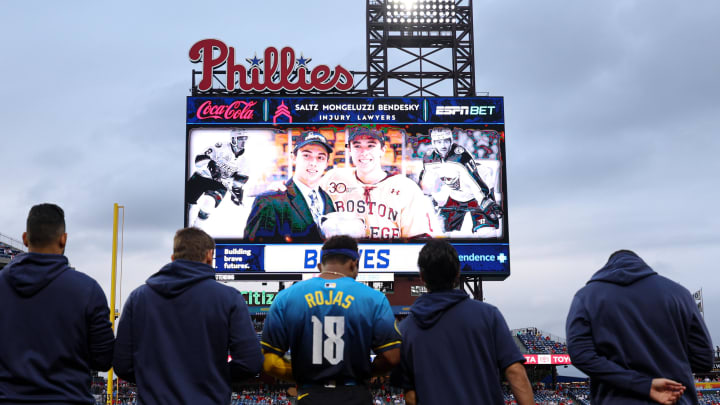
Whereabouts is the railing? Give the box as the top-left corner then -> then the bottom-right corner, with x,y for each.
0,232 -> 24,252
511,327 -> 567,345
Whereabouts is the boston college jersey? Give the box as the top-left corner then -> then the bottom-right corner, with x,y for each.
321,168 -> 437,239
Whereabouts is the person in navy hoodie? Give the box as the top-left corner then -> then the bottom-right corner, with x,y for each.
566,250 -> 714,405
113,227 -> 263,405
0,203 -> 114,404
397,239 -> 534,405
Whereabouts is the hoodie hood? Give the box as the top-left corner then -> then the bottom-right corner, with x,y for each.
146,259 -> 215,297
588,251 -> 656,286
2,252 -> 70,297
410,289 -> 468,329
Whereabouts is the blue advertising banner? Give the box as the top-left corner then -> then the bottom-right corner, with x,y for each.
215,243 -> 509,275
187,97 -> 504,125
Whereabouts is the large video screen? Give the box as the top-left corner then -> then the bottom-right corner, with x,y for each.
186,97 -> 509,279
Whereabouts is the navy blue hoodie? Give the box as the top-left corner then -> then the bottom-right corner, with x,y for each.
113,259 -> 263,405
398,289 -> 524,404
0,253 -> 114,404
566,251 -> 714,404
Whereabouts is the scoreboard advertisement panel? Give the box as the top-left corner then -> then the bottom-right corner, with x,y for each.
185,96 -> 509,279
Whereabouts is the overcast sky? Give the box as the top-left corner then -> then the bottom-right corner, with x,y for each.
2,0 -> 719,360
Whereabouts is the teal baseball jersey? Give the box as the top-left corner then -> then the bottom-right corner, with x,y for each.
261,277 -> 401,384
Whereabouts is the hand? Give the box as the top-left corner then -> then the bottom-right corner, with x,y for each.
404,390 -> 417,405
649,378 -> 685,405
208,160 -> 221,179
266,181 -> 288,192
230,187 -> 244,206
479,197 -> 503,221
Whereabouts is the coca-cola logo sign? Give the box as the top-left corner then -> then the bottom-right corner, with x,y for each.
195,100 -> 256,120
189,39 -> 354,93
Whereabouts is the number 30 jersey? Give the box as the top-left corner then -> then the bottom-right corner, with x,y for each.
321,168 -> 438,239
261,277 -> 401,385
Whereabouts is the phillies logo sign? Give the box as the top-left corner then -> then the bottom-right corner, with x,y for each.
190,39 -> 354,93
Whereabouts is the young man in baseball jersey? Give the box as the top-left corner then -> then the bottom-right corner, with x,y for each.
186,129 -> 251,227
260,235 -> 401,405
321,127 -> 437,239
419,127 -> 503,233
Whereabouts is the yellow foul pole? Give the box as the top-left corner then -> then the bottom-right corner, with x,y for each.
107,203 -> 120,405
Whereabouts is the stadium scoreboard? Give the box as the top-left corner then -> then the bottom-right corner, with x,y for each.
185,96 -> 510,279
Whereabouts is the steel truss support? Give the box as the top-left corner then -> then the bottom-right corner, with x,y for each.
366,0 -> 476,97
462,274 -> 483,301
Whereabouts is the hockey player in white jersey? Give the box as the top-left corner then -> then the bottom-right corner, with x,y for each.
186,129 -> 250,227
321,127 -> 438,239
419,127 -> 503,233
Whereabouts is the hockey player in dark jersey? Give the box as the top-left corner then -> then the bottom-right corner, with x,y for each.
186,129 -> 250,227
419,127 -> 503,232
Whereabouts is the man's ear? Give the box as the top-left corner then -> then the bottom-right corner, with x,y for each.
22,232 -> 29,248
171,254 -> 175,262
205,249 -> 214,265
58,233 -> 67,250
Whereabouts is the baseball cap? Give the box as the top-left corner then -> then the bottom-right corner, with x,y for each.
347,127 -> 385,146
293,131 -> 333,154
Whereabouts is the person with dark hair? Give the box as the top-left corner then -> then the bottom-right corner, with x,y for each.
113,227 -> 263,405
244,131 -> 336,242
261,235 -> 401,404
397,239 -> 533,405
566,249 -> 714,404
414,238 -> 461,291
0,203 -> 115,404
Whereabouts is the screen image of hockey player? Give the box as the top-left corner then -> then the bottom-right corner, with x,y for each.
186,128 -> 285,239
417,127 -> 504,238
185,125 -> 505,241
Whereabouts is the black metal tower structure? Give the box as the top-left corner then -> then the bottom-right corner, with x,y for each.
365,0 -> 485,299
366,0 -> 476,97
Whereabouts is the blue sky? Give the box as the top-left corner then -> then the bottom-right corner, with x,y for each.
2,0 -> 719,357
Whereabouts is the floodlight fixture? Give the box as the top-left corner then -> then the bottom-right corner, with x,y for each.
367,0 -> 475,97
385,0 -> 457,25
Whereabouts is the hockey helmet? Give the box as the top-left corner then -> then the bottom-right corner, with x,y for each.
429,127 -> 453,141
230,130 -> 249,155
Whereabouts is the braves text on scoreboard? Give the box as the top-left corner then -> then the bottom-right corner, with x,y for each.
185,96 -> 509,279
